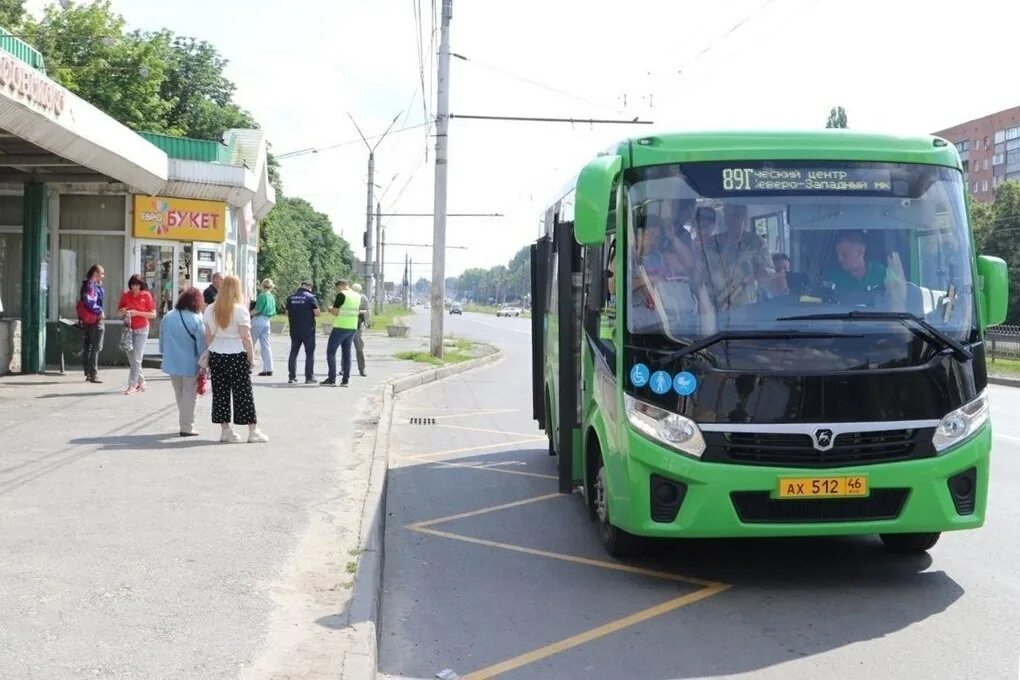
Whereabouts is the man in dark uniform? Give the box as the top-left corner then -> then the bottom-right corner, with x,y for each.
285,280 -> 320,384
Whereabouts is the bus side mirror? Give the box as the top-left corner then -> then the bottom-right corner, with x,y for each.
575,155 -> 621,245
977,255 -> 1008,327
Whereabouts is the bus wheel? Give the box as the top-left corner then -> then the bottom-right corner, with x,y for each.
879,532 -> 941,553
594,461 -> 640,558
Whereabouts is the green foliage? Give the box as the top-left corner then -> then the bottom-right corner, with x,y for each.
970,181 -> 1020,324
0,0 -> 27,30
825,106 -> 848,129
257,197 -> 355,305
24,2 -> 173,132
22,1 -> 254,141
449,245 -> 531,304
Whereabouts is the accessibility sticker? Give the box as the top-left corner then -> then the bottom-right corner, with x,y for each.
673,371 -> 697,396
650,370 -> 672,395
630,363 -> 650,388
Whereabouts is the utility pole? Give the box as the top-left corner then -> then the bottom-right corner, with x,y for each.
349,111 -> 400,307
375,202 -> 383,315
429,0 -> 452,358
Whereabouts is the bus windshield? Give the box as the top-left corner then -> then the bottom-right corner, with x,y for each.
625,160 -> 976,348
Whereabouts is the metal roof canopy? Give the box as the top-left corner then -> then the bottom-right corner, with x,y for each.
0,81 -> 167,194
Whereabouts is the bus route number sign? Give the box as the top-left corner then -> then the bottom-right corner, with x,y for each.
721,167 -> 894,193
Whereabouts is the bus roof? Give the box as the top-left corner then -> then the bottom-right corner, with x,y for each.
607,129 -> 961,170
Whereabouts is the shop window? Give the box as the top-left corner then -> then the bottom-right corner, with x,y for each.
57,234 -> 124,318
59,195 -> 126,231
0,232 -> 22,317
0,195 -> 23,225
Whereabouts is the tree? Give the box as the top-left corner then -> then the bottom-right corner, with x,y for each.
0,0 -> 26,30
24,2 -> 174,132
971,181 -> 1020,324
825,106 -> 848,129
24,2 -> 256,142
257,197 -> 354,305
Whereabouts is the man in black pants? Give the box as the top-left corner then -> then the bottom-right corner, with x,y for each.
285,280 -> 320,384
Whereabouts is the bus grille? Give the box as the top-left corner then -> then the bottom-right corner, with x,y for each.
704,428 -> 933,468
731,489 -> 909,523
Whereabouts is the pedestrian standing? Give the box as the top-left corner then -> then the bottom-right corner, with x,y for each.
204,275 -> 268,443
159,287 -> 207,437
351,282 -> 370,377
285,280 -> 320,384
322,280 -> 361,387
77,264 -> 106,384
203,272 -> 223,306
251,278 -> 277,376
117,274 -> 157,395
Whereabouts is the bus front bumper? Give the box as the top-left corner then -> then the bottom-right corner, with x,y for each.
612,425 -> 991,539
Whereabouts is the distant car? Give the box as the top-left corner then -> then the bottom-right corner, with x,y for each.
498,306 -> 522,317
450,303 -> 463,315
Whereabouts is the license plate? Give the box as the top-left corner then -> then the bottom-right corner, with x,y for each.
777,475 -> 869,498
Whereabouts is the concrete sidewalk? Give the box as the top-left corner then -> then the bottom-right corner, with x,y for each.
0,329 -> 431,680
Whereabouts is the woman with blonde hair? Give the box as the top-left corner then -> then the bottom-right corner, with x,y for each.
203,275 -> 268,443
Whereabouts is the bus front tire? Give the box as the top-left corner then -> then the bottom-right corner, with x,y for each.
594,462 -> 640,558
879,532 -> 941,553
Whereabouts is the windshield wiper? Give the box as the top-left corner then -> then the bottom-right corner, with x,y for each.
776,310 -> 972,362
654,329 -> 852,366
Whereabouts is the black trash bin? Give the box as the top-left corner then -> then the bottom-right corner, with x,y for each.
55,318 -> 84,374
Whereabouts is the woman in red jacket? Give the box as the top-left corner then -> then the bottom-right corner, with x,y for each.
118,274 -> 157,395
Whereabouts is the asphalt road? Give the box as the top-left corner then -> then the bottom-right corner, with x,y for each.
379,310 -> 1020,680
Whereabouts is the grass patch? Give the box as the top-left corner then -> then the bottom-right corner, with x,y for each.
272,303 -> 412,332
988,356 -> 1020,377
395,351 -> 444,365
370,303 -> 413,331
394,336 -> 495,366
345,560 -> 358,574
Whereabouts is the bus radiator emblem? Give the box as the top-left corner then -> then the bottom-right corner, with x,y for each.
812,429 -> 835,452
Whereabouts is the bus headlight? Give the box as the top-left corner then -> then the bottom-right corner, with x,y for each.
624,394 -> 706,458
933,391 -> 989,453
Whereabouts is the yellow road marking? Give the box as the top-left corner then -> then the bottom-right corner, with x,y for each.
402,454 -> 558,480
408,493 -> 721,589
462,584 -> 729,680
398,437 -> 547,460
413,526 -> 720,588
408,493 -> 562,529
433,423 -> 545,438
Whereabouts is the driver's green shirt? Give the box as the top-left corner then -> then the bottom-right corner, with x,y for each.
828,260 -> 887,293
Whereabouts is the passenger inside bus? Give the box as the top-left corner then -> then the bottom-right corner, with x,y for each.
767,252 -> 808,299
630,215 -> 714,334
701,204 -> 778,311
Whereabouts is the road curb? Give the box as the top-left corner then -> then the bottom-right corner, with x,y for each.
988,375 -> 1020,388
340,348 -> 503,680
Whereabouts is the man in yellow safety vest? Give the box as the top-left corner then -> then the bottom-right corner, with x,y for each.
322,279 -> 362,387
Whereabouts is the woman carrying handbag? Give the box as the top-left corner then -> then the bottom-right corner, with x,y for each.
159,287 -> 208,437
118,274 -> 157,395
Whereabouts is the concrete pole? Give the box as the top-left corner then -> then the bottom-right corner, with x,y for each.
429,0 -> 452,358
364,152 -> 375,303
375,202 -> 383,314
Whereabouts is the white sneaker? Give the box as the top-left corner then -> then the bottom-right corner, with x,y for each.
220,429 -> 242,443
248,429 -> 269,444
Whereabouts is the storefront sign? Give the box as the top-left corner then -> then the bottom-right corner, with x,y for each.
0,53 -> 66,117
133,196 -> 227,243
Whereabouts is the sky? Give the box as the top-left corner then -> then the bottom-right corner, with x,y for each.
25,0 -> 1020,283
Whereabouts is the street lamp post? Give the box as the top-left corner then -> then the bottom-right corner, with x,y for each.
348,112 -> 400,307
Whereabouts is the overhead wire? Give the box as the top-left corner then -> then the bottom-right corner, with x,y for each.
451,53 -> 629,116
275,119 -> 434,159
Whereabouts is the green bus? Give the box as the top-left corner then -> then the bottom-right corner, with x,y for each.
530,130 -> 1008,557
